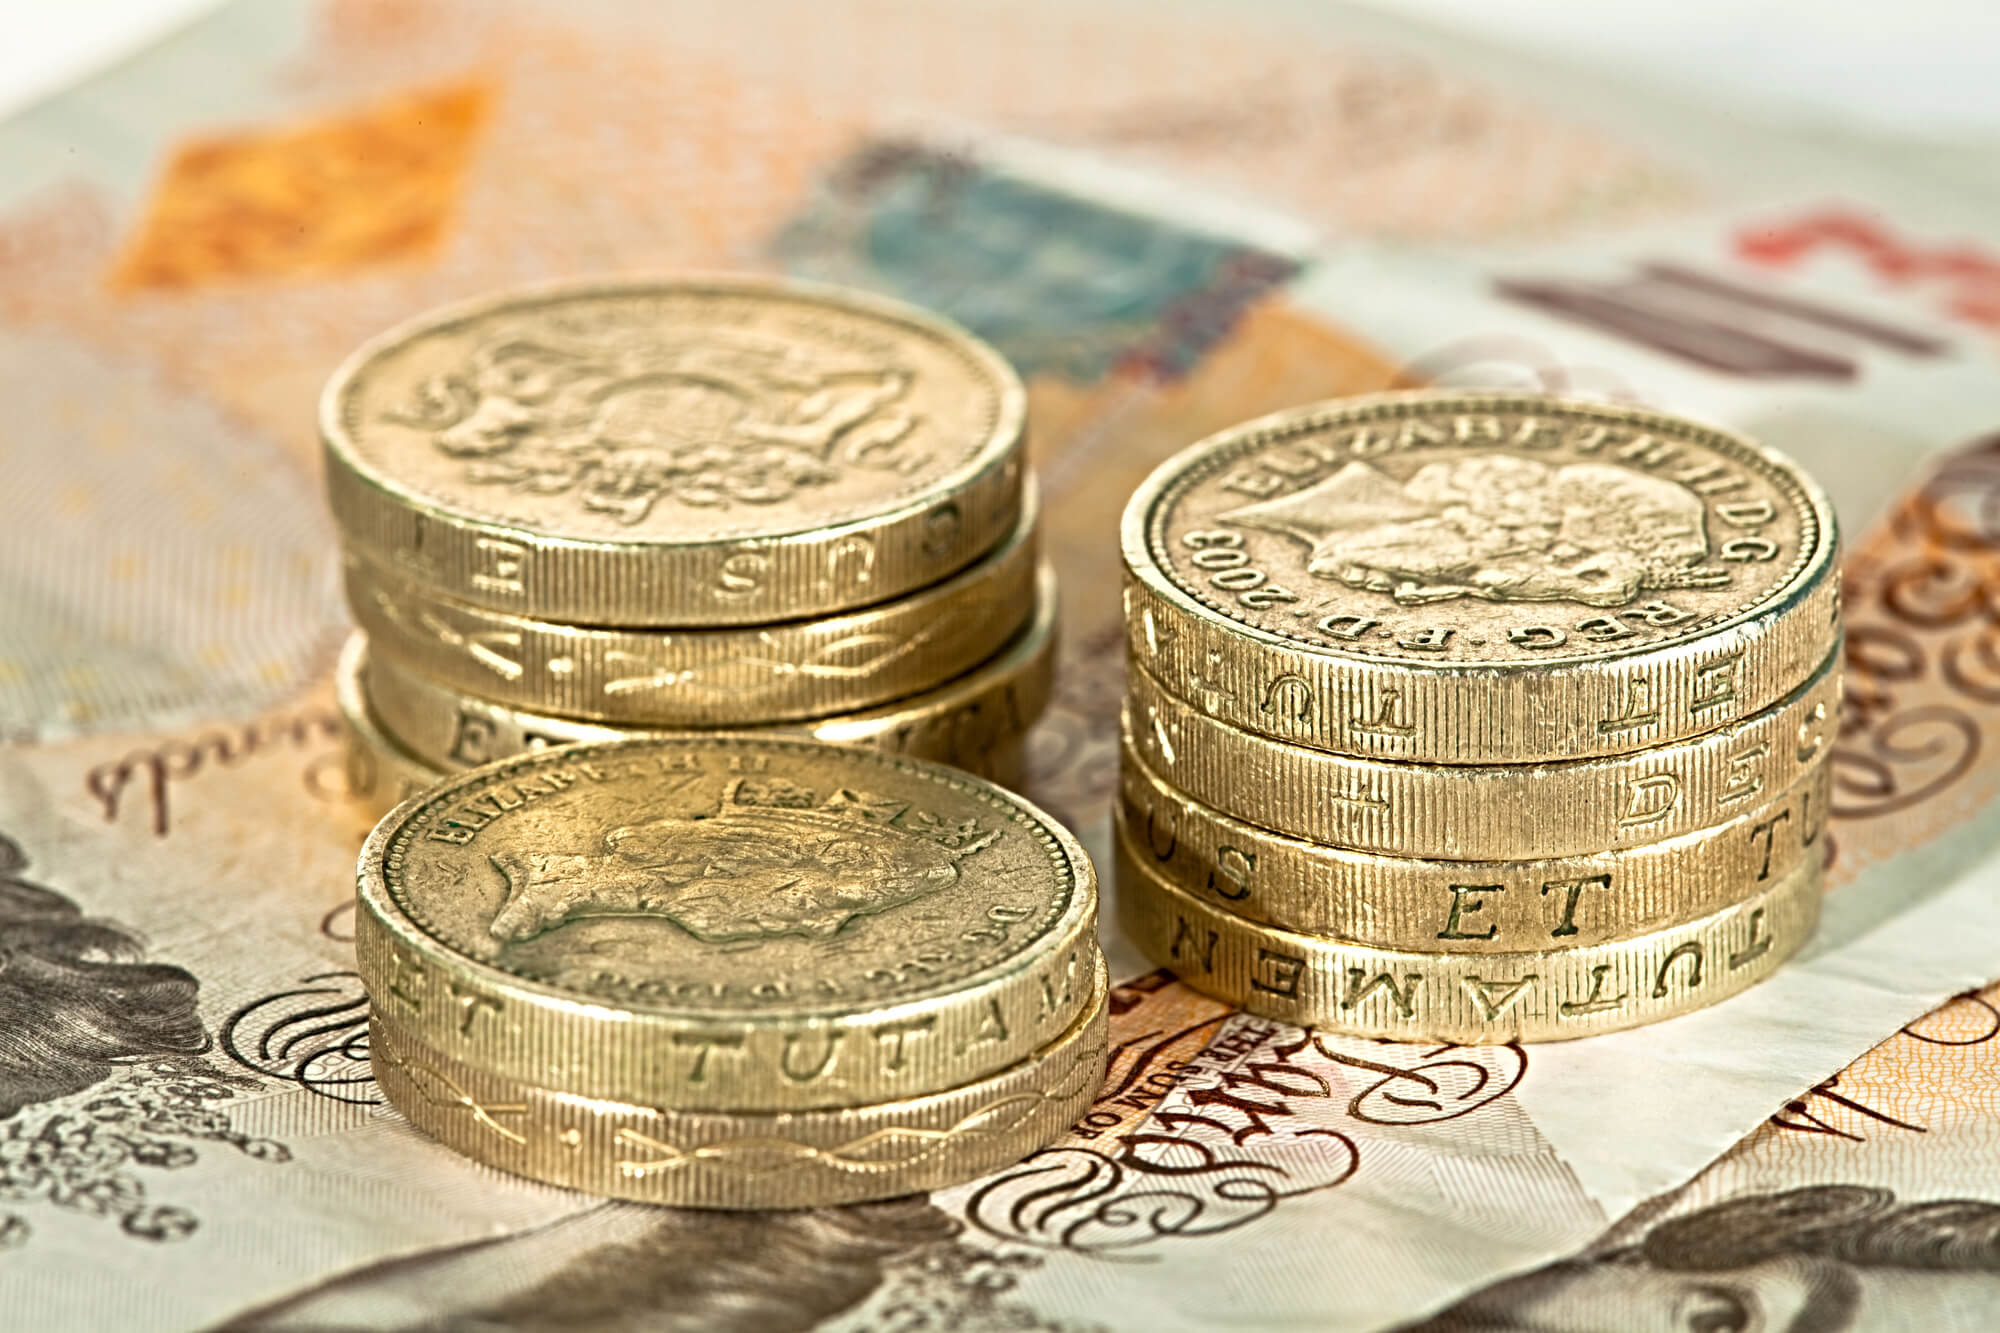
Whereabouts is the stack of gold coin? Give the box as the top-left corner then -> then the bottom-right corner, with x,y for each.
1115,391 -> 1841,1042
319,276 -> 1048,811
355,735 -> 1107,1207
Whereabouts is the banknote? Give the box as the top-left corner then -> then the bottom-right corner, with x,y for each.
0,712 -> 600,1330
773,81 -> 2000,1318
1408,976 -> 2000,1332
5,1 -> 2000,1330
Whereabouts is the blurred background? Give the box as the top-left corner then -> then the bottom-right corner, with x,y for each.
4,0 -> 1996,743
11,0 -> 2000,140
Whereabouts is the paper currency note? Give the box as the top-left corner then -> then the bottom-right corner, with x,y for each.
0,712 -> 597,1330
931,430 -> 2000,1330
6,1 -> 2000,1330
1408,975 -> 2000,1332
771,82 -> 2000,1328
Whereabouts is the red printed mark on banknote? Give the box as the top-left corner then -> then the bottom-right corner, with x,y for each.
1739,209 -> 2000,331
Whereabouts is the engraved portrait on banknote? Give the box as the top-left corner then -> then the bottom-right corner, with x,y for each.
1408,980 -> 2000,1320
1407,984 -> 2000,1333
212,971 -> 1412,1330
215,1197 -> 1090,1333
0,830 -> 291,1249
1406,1184 -> 2000,1333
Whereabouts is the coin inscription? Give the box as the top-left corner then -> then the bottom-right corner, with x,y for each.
345,565 -> 1055,781
1117,738 -> 1829,949
1116,832 -> 1822,1043
1124,645 -> 1840,858
368,963 -> 1108,1208
344,482 -> 1038,725
1141,395 -> 1825,667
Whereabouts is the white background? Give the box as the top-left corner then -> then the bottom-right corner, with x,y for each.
3,0 -> 1999,138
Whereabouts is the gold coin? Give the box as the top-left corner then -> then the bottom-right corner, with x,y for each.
1125,647 -> 1838,859
356,565 -> 1058,784
1114,828 -> 1820,1043
1119,740 -> 1827,951
1122,391 -> 1840,764
323,275 -> 1026,627
347,484 -> 1039,726
356,736 -> 1099,1110
335,644 -> 445,816
369,957 -> 1106,1209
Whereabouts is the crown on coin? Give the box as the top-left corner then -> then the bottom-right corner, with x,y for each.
720,777 -> 1000,858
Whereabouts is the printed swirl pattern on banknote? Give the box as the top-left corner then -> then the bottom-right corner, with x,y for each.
1834,431 -> 2000,829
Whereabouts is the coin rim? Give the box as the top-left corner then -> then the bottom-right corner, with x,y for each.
1114,827 -> 1822,1043
323,271 -> 1027,550
1122,389 -> 1837,674
345,480 -> 1041,725
335,647 -> 448,814
1116,739 -> 1828,948
357,564 -> 1059,768
356,735 -> 1097,1029
1122,645 -> 1841,859
368,957 -> 1107,1208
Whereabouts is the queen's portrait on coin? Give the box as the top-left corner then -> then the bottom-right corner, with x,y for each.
484,781 -> 998,947
1225,456 -> 1730,607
